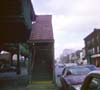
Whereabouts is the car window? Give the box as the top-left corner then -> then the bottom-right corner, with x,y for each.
69,67 -> 90,75
62,68 -> 68,76
59,65 -> 64,68
62,68 -> 65,75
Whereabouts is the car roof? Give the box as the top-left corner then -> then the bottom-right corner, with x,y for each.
88,70 -> 100,75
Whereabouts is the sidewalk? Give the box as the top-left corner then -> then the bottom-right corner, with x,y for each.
0,68 -> 59,90
27,81 -> 57,90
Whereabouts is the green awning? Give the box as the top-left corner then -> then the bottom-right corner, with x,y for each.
19,43 -> 29,57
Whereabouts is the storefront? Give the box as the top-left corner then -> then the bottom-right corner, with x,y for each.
91,54 -> 100,67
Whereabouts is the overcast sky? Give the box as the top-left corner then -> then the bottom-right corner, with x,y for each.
31,0 -> 100,59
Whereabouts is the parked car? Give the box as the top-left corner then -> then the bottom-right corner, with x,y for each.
54,63 -> 65,88
55,63 -> 65,77
60,65 -> 91,90
71,70 -> 100,90
83,64 -> 97,71
54,63 -> 77,89
64,63 -> 77,67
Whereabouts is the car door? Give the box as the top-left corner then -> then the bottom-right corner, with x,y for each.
81,73 -> 100,90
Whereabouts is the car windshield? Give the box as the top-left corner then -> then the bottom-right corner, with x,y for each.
69,67 -> 90,75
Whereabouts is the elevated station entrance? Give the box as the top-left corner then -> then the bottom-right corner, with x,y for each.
32,43 -> 53,81
29,15 -> 54,82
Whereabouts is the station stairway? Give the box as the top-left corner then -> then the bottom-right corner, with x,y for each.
27,81 -> 57,90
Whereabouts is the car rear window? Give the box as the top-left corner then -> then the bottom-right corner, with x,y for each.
69,67 -> 91,75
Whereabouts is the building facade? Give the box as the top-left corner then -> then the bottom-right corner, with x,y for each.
84,29 -> 100,66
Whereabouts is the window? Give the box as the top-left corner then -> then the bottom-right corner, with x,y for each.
86,40 -> 91,47
92,48 -> 95,54
97,46 -> 100,53
92,38 -> 94,45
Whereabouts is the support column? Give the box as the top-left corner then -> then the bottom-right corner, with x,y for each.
28,43 -> 33,83
16,43 -> 20,74
10,53 -> 13,66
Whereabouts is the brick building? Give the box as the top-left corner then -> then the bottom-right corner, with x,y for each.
84,29 -> 100,66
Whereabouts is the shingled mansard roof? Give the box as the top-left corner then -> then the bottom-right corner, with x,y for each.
29,15 -> 54,43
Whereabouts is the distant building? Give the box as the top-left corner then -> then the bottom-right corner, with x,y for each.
69,50 -> 83,64
61,49 -> 83,64
62,49 -> 75,56
82,48 -> 87,65
82,48 -> 86,59
84,29 -> 100,66
59,49 -> 75,63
